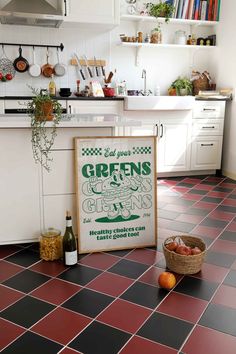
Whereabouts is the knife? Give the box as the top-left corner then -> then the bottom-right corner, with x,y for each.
83,55 -> 93,78
94,56 -> 99,77
74,53 -> 85,80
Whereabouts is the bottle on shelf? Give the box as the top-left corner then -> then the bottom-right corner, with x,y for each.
48,75 -> 56,97
63,211 -> 78,266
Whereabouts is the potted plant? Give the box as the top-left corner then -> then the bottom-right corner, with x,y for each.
169,77 -> 193,96
145,1 -> 175,23
27,87 -> 63,172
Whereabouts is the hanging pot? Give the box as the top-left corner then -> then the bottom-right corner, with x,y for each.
13,47 -> 29,73
41,49 -> 54,78
29,47 -> 41,78
54,49 -> 66,77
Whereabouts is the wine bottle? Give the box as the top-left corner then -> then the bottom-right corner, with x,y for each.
63,211 -> 78,266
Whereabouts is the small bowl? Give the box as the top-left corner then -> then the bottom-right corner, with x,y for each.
59,91 -> 72,97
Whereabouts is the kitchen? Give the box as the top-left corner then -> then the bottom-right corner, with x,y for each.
1,1 -> 236,354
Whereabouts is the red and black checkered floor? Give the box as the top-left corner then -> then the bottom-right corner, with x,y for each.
1,175 -> 236,354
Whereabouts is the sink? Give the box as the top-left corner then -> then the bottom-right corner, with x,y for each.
124,96 -> 195,111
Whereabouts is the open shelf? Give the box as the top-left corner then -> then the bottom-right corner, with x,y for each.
120,14 -> 219,27
119,42 -> 217,49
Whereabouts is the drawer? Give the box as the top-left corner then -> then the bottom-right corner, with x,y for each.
193,101 -> 225,118
192,119 -> 224,136
191,136 -> 223,170
67,101 -> 123,115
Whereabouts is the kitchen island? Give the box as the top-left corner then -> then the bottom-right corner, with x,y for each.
0,114 -> 140,245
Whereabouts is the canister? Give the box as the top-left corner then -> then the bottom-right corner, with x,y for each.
40,227 -> 62,261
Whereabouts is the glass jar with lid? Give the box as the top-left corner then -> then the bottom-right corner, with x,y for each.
174,30 -> 187,45
40,227 -> 62,261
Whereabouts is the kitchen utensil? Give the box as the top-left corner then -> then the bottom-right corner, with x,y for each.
0,46 -> 16,80
94,56 -> 99,76
82,55 -> 93,78
41,49 -> 54,78
13,46 -> 29,73
54,49 -> 66,77
101,63 -> 105,77
74,53 -> 85,80
29,47 -> 41,77
105,71 -> 113,84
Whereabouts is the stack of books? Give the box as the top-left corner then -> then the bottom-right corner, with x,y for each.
196,89 -> 233,100
168,0 -> 221,21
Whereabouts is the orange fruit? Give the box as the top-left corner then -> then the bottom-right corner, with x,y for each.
158,272 -> 176,290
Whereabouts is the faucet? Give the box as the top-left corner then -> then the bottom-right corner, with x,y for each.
141,69 -> 147,95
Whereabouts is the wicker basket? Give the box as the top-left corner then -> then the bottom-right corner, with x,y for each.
163,235 -> 206,275
192,73 -> 209,96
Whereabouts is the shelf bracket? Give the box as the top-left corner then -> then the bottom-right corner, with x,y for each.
135,46 -> 142,66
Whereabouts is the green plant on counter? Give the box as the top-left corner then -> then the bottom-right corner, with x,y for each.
145,1 -> 175,23
169,77 -> 193,96
27,87 -> 63,172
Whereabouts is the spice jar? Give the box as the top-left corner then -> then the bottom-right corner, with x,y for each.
150,26 -> 162,44
40,228 -> 62,261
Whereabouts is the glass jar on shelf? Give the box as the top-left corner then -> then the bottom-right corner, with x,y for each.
150,25 -> 162,44
40,227 -> 62,261
174,30 -> 187,45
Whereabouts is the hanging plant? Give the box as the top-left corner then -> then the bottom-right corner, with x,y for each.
27,87 -> 63,172
145,1 -> 175,23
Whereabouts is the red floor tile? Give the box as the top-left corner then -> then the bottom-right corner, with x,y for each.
182,194 -> 203,201
31,307 -> 91,345
0,245 -> 21,259
184,178 -> 202,184
221,199 -> 236,207
159,180 -> 179,186
193,201 -> 217,210
86,271 -> 134,297
194,184 -> 213,191
226,221 -> 236,232
157,292 -> 208,323
0,318 -> 25,350
60,348 -> 81,354
175,214 -> 204,224
79,252 -> 119,270
125,248 -> 160,265
171,187 -> 190,194
183,325 -> 236,354
212,284 -> 236,309
30,260 -> 67,277
120,335 -> 177,354
97,298 -> 152,334
208,209 -> 235,221
0,284 -> 25,311
219,182 -> 236,189
0,260 -> 23,282
31,278 -> 81,305
191,225 -> 222,239
163,204 -> 189,213
210,239 -> 236,255
207,191 -> 230,198
192,263 -> 229,283
231,260 -> 236,270
139,266 -> 182,287
159,218 -> 174,229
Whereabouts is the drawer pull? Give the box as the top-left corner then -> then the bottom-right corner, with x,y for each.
203,108 -> 216,111
155,124 -> 158,137
202,126 -> 215,129
201,143 -> 214,147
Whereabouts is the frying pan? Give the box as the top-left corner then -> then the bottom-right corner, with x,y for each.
13,47 -> 29,73
54,49 -> 66,77
41,49 -> 54,78
29,47 -> 41,78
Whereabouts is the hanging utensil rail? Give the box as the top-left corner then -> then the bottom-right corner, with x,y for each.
0,43 -> 64,51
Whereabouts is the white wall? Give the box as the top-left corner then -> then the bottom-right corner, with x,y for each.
0,0 -> 217,97
212,0 -> 236,179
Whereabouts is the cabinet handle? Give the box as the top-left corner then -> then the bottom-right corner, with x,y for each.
203,108 -> 216,111
202,126 -> 215,129
160,124 -> 163,138
64,0 -> 67,16
155,124 -> 158,137
201,143 -> 214,147
69,105 -> 72,114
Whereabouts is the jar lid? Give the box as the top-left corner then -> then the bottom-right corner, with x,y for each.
41,227 -> 61,238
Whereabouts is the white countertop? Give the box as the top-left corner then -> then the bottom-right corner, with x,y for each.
124,96 -> 195,110
0,114 -> 141,129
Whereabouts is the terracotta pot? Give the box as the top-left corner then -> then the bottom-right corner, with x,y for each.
36,101 -> 54,121
103,86 -> 115,97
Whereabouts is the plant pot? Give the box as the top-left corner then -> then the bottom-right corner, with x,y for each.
36,101 -> 54,121
179,88 -> 188,96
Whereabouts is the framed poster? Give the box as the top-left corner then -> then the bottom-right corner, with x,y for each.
75,136 -> 157,254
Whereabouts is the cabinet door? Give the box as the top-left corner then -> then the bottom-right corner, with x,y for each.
125,124 -> 157,137
0,130 -> 41,244
158,119 -> 191,172
65,0 -> 120,25
191,136 -> 223,170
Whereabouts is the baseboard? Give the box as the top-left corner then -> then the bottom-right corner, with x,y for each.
157,170 -> 216,178
222,170 -> 236,181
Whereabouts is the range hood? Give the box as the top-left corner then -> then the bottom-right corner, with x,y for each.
0,0 -> 65,28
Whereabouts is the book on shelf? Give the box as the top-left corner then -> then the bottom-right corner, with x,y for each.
177,0 -> 184,18
217,0 -> 221,20
194,0 -> 201,20
200,1 -> 207,20
188,0 -> 195,19
182,0 -> 189,19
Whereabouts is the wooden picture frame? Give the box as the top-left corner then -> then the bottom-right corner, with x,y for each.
74,136 -> 157,254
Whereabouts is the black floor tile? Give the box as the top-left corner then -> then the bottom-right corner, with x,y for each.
108,259 -> 149,279
216,205 -> 236,213
0,296 -> 55,328
228,194 -> 236,200
5,249 -> 40,267
105,249 -> 132,257
213,186 -> 233,193
174,276 -> 218,301
199,303 -> 236,337
155,257 -> 167,269
220,231 -> 236,242
201,196 -> 224,204
223,270 -> 236,288
200,218 -> 228,229
1,331 -> 62,354
223,178 -> 236,184
165,221 -> 195,233
200,180 -> 218,185
184,207 -> 210,216
3,269 -> 50,293
69,321 -> 131,354
58,264 -> 102,285
137,312 -> 193,350
188,189 -> 207,195
176,182 -> 195,188
158,209 -> 180,220
62,288 -> 113,318
158,201 -> 168,209
205,251 -> 236,268
120,281 -> 166,309
190,234 -> 214,248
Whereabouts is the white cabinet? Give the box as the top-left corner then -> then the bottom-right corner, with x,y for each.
191,100 -> 226,171
0,129 -> 41,244
64,0 -> 120,27
67,100 -> 123,115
